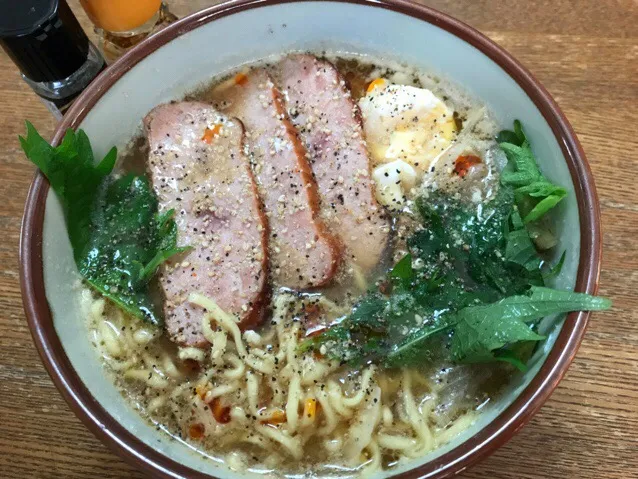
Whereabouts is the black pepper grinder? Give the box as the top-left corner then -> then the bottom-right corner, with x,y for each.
0,0 -> 106,119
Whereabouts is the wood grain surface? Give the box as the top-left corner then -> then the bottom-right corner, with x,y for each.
0,1 -> 636,478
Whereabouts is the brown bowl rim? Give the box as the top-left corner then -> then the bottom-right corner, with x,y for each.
19,0 -> 602,478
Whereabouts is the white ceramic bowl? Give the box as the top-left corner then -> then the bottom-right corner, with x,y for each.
20,1 -> 601,478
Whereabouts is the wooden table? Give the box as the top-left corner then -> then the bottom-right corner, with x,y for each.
1,1 -> 636,478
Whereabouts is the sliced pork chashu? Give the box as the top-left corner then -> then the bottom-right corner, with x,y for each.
273,55 -> 390,272
145,102 -> 268,346
211,69 -> 340,289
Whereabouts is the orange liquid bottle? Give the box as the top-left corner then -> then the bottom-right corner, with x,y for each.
79,0 -> 176,62
80,0 -> 162,32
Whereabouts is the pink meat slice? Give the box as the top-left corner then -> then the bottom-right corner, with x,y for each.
145,102 -> 268,346
211,69 -> 341,289
273,55 -> 390,272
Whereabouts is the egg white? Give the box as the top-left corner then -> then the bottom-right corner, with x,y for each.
360,81 -> 457,209
360,82 -> 456,168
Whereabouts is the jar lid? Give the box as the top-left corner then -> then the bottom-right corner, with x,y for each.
0,0 -> 91,83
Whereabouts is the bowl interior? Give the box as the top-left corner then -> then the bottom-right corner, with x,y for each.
40,1 -> 579,477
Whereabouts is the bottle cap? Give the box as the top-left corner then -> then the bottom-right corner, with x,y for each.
0,0 -> 90,83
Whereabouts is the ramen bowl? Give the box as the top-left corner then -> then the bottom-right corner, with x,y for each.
20,0 -> 601,477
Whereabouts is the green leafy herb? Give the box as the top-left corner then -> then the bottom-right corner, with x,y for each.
492,339 -> 539,371
450,286 -> 610,363
20,123 -> 117,262
411,189 -> 543,300
20,122 -> 188,324
497,120 -> 567,223
389,253 -> 414,287
384,311 -> 453,367
544,251 -> 567,281
504,211 -> 542,272
496,119 -> 526,146
451,311 -> 544,364
302,121 -> 610,372
305,189 -> 545,366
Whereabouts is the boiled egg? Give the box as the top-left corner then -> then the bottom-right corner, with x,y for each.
372,160 -> 417,210
359,80 -> 457,172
